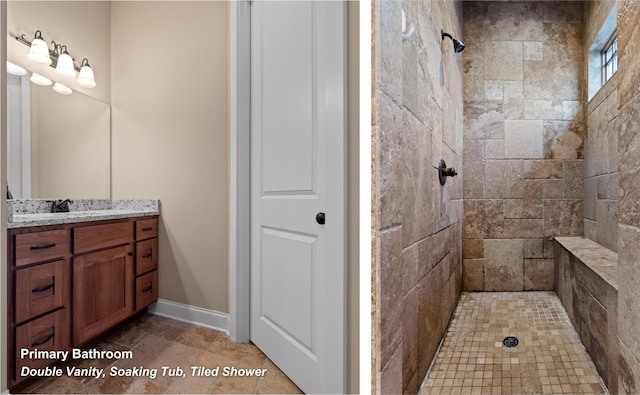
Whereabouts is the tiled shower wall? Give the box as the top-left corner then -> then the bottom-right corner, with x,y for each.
584,1 -> 619,252
372,0 -> 464,393
462,1 -> 585,292
616,1 -> 640,393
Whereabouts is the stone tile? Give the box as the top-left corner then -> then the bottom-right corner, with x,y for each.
617,0 -> 640,108
544,120 -> 584,160
463,259 -> 484,291
523,160 -> 563,179
563,101 -> 581,120
584,177 -> 597,220
402,32 -> 420,116
463,239 -> 483,259
524,61 -> 580,101
504,80 -> 524,120
524,238 -> 544,258
431,227 -> 450,267
464,60 -> 484,101
585,219 -> 597,241
417,236 -> 434,279
484,41 -> 523,81
484,160 -> 525,198
402,110 -> 432,246
380,226 -> 403,368
484,80 -> 504,100
524,100 -> 563,120
564,161 -> 584,199
175,325 -> 223,350
523,199 -> 544,219
542,179 -> 564,199
378,0 -> 402,102
504,199 -> 523,219
504,219 -> 544,238
524,41 -> 543,61
464,101 -> 505,140
544,200 -> 583,236
484,239 -> 524,291
618,102 -> 640,227
504,120 -> 544,159
402,287 -> 419,393
524,258 -> 554,290
596,200 -> 618,252
417,266 -> 443,381
542,22 -> 583,62
484,139 -> 504,160
462,200 -> 504,239
537,2 -> 583,23
484,2 -> 543,41
401,243 -> 419,296
379,93 -> 403,229
463,140 -> 484,198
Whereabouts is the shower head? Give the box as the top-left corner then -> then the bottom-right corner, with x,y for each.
441,30 -> 465,53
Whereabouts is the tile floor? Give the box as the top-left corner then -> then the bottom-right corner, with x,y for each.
16,313 -> 302,394
420,292 -> 608,395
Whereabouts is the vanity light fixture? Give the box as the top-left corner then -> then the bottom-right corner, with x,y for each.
26,30 -> 52,65
53,44 -> 76,77
30,72 -> 52,86
77,59 -> 96,88
16,30 -> 96,88
52,82 -> 72,95
7,61 -> 27,76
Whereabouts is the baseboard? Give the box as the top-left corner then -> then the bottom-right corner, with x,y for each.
148,299 -> 230,335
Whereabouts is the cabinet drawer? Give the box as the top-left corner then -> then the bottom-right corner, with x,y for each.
136,218 -> 158,240
74,221 -> 133,254
16,308 -> 69,375
136,239 -> 158,276
15,230 -> 69,267
136,270 -> 158,311
15,260 -> 68,324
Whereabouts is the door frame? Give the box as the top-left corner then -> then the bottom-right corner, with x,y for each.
229,0 -> 251,344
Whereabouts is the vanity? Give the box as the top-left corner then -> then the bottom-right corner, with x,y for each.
6,199 -> 160,390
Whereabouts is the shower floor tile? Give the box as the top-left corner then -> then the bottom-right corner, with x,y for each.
419,292 -> 608,395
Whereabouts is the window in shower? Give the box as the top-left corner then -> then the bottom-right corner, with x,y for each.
602,33 -> 617,84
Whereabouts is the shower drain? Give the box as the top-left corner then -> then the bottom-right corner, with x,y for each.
503,336 -> 519,348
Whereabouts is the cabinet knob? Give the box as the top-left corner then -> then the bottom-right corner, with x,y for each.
127,252 -> 133,256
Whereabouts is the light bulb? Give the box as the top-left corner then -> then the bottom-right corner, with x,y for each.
7,61 -> 27,76
77,59 -> 96,88
55,51 -> 76,77
30,73 -> 52,86
27,33 -> 52,65
52,82 -> 72,95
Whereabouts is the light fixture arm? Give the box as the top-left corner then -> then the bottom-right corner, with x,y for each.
16,32 -> 82,72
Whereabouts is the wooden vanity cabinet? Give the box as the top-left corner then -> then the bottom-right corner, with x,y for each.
7,228 -> 71,389
134,219 -> 159,311
7,216 -> 159,389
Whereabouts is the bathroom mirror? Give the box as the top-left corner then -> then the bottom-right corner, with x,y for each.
7,74 -> 111,199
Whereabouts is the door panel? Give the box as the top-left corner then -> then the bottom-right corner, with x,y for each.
250,1 -> 345,393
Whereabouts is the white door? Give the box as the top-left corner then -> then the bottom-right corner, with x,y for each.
250,1 -> 346,393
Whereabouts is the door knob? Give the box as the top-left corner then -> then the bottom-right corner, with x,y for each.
316,212 -> 325,225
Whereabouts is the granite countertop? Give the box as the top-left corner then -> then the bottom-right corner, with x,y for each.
7,199 -> 160,229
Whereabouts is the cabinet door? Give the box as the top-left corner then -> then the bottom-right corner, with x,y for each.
73,244 -> 134,346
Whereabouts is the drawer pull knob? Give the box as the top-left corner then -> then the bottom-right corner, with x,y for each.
142,285 -> 152,292
143,253 -> 152,259
128,252 -> 134,257
30,243 -> 56,250
31,332 -> 54,347
142,227 -> 153,231
32,283 -> 54,293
